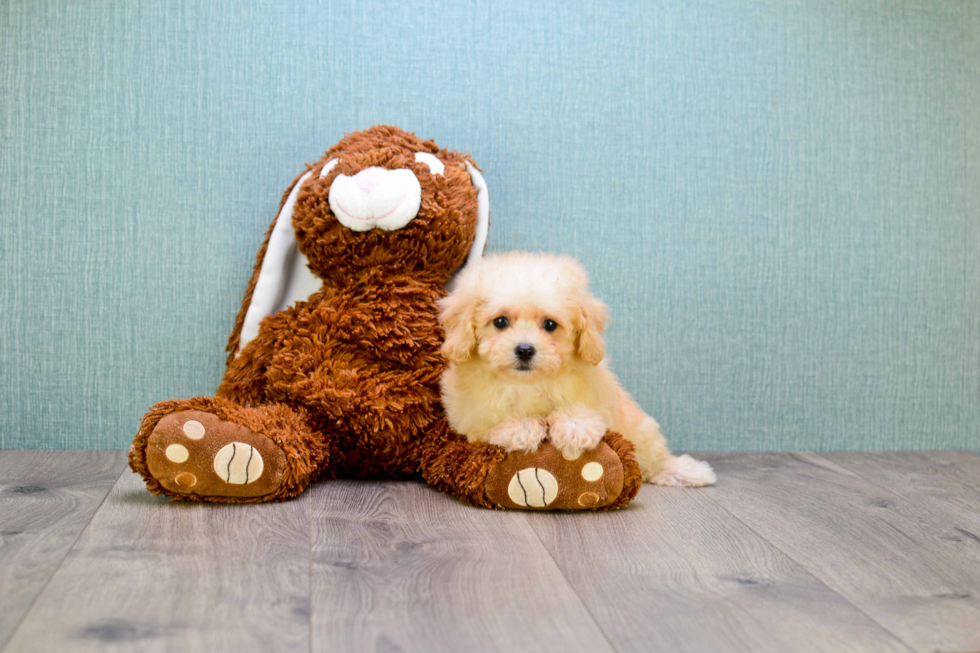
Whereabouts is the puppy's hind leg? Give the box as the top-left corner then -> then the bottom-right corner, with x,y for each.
648,454 -> 717,487
628,414 -> 716,487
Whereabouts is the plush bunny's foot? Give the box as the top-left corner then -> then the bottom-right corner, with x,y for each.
143,410 -> 286,499
131,397 -> 323,503
484,432 -> 642,510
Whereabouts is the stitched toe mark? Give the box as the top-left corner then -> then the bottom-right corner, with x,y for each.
165,444 -> 189,463
581,461 -> 604,482
174,472 -> 197,488
182,420 -> 205,439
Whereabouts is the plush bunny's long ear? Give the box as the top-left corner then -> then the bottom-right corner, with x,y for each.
464,161 -> 490,267
444,162 -> 490,293
233,171 -> 321,357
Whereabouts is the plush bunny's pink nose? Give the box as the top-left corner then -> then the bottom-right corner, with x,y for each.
353,167 -> 387,194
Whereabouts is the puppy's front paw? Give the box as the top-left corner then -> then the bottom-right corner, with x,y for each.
487,417 -> 548,453
547,407 -> 607,460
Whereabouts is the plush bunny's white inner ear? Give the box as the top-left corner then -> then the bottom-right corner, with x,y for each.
237,171 -> 321,355
464,162 -> 489,267
445,162 -> 491,293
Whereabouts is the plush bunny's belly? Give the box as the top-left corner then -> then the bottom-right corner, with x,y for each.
239,284 -> 446,471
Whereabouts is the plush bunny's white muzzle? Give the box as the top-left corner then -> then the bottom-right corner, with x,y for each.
328,166 -> 422,232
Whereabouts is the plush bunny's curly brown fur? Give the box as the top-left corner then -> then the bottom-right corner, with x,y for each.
129,126 -> 642,508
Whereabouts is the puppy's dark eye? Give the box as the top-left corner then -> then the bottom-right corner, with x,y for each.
543,319 -> 558,332
493,316 -> 509,330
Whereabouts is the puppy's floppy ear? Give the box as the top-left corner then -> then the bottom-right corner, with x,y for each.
574,291 -> 608,365
438,289 -> 479,364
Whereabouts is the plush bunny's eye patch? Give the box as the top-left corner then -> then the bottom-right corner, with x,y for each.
414,152 -> 445,175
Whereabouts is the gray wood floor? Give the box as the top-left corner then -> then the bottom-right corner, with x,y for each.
2,451 -> 979,653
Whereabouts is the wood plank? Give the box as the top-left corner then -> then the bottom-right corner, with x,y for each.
897,450 -> 980,494
702,452 -> 980,653
4,469 -> 311,653
310,480 -> 614,653
0,450 -> 127,650
822,451 -> 980,535
526,486 -> 911,653
919,449 -> 980,474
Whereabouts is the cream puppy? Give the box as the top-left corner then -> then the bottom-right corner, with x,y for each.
438,252 -> 715,487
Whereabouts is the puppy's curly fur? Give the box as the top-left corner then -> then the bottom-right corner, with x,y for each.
439,252 -> 716,487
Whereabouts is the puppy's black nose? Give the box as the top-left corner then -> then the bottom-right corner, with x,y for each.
515,344 -> 536,362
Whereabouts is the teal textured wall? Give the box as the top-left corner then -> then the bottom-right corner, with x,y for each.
2,0 -> 978,450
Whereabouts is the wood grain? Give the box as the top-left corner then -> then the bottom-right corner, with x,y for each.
3,469 -> 311,653
823,451 -> 980,533
703,452 -> 980,653
309,479 -> 614,653
526,486 -> 911,653
0,450 -> 127,650
6,452 -> 980,653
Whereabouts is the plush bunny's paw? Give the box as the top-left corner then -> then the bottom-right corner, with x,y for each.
484,432 -> 642,510
142,411 -> 287,500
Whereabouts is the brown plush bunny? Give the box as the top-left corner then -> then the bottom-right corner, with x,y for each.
129,125 -> 642,509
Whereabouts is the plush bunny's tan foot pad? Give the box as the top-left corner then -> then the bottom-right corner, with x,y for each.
484,441 -> 627,510
145,411 -> 286,499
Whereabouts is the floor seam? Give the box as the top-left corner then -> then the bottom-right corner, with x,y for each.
522,513 -> 622,653
308,486 -> 314,653
699,458 -> 918,653
1,451 -> 129,653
